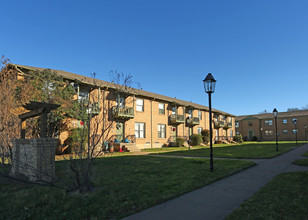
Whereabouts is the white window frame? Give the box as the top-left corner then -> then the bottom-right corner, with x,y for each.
188,109 -> 192,118
135,122 -> 145,138
197,127 -> 202,134
158,124 -> 166,138
282,119 -> 287,124
116,95 -> 125,107
283,129 -> 288,134
265,120 -> 273,126
198,110 -> 202,120
136,99 -> 144,112
159,103 -> 165,115
265,130 -> 273,136
172,106 -> 177,115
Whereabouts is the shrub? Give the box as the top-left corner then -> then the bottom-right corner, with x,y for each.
201,129 -> 210,143
176,137 -> 185,147
190,134 -> 203,146
251,136 -> 258,141
67,128 -> 88,153
162,143 -> 168,148
233,134 -> 243,143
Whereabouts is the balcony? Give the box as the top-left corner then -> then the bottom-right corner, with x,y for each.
112,106 -> 134,119
169,114 -> 185,124
214,120 -> 225,128
186,117 -> 200,126
223,122 -> 232,129
86,102 -> 100,115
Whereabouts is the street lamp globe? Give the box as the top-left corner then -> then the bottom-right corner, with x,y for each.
273,108 -> 278,117
203,73 -> 216,94
293,119 -> 297,125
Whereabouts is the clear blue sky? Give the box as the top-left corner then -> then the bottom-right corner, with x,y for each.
1,0 -> 308,115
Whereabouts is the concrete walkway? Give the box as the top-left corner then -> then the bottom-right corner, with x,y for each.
124,143 -> 308,220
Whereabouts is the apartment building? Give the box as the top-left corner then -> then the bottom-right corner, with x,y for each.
11,64 -> 236,150
236,110 -> 308,141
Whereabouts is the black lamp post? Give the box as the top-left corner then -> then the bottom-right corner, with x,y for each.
203,73 -> 216,172
305,125 -> 307,143
273,108 -> 278,152
293,119 -> 298,145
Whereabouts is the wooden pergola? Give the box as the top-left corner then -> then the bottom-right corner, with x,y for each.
18,101 -> 60,138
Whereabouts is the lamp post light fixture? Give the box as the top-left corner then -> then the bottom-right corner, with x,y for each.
293,119 -> 298,145
273,108 -> 278,152
203,73 -> 216,172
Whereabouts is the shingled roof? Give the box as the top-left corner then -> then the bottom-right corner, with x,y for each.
11,63 -> 235,117
236,110 -> 308,121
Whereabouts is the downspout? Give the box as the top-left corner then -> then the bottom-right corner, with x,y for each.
150,99 -> 153,148
183,106 -> 186,138
98,87 -> 100,103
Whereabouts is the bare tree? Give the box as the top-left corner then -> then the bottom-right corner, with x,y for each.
0,57 -> 21,164
58,71 -> 138,192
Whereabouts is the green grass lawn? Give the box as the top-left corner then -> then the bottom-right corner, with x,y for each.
303,150 -> 308,157
225,171 -> 308,220
141,144 -> 231,153
153,142 -> 299,159
0,156 -> 254,219
293,158 -> 308,166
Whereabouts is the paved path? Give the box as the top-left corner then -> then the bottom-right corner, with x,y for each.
124,144 -> 308,220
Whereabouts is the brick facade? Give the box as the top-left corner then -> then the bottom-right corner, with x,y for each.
12,64 -> 236,150
236,111 -> 308,141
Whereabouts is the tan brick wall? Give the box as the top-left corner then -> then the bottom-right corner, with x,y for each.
61,86 -> 235,149
236,115 -> 308,141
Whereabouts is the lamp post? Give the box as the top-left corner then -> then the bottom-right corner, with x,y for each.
273,108 -> 278,152
293,119 -> 298,145
203,73 -> 216,172
305,125 -> 307,143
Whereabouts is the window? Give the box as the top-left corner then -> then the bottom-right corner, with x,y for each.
283,130 -> 288,134
116,95 -> 125,107
282,119 -> 287,124
159,103 -> 165,114
136,99 -> 144,112
135,123 -> 145,138
265,130 -> 273,136
230,130 -> 233,137
188,109 -> 192,118
265,120 -> 273,126
249,122 -> 252,126
78,88 -> 89,102
235,122 -> 239,128
172,106 -> 177,115
198,110 -> 202,120
158,124 -> 166,138
197,127 -> 202,134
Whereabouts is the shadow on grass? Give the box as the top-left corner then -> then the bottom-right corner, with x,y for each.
0,156 -> 254,219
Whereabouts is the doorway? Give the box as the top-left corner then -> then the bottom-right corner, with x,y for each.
172,127 -> 177,142
248,130 -> 253,140
116,122 -> 124,141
